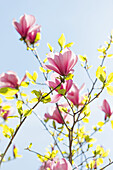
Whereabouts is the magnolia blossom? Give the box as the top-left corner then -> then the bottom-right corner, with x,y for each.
0,103 -> 14,120
13,14 -> 36,38
46,73 -> 73,103
39,158 -> 72,170
0,71 -> 26,89
13,14 -> 41,44
44,104 -> 72,124
53,158 -> 72,170
100,99 -> 113,120
27,26 -> 41,44
44,48 -> 78,76
67,83 -> 85,107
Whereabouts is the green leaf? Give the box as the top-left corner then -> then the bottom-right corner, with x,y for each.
5,96 -> 15,100
89,160 -> 95,169
16,100 -> 23,109
24,109 -> 32,117
28,143 -> 32,149
13,146 -> 22,158
43,57 -> 48,63
20,81 -> 29,87
98,55 -> 104,58
57,137 -> 64,141
65,73 -> 74,80
35,32 -> 41,42
41,93 -> 51,103
64,42 -> 74,48
44,117 -> 49,123
58,33 -> 66,48
31,90 -> 42,98
97,47 -> 106,53
39,67 -> 46,73
20,92 -> 27,97
8,116 -> 19,119
0,97 -> 2,104
47,43 -> 53,52
33,71 -> 38,81
31,81 -> 36,85
58,89 -> 66,95
85,135 -> 96,143
8,157 -> 11,161
107,73 -> 113,84
106,86 -> 113,95
97,158 -> 103,166
59,106 -> 68,113
96,66 -> 106,83
0,125 -> 14,138
107,54 -> 113,57
111,120 -> 113,129
88,144 -> 93,149
102,150 -> 110,157
29,98 -> 38,103
97,121 -> 104,127
78,55 -> 87,62
93,126 -> 97,131
82,118 -> 89,123
52,121 -> 56,129
16,100 -> 23,116
0,87 -> 18,97
2,105 -> 11,110
26,72 -> 33,80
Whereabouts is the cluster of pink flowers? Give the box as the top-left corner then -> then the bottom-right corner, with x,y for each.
45,81 -> 85,124
46,73 -> 73,103
46,73 -> 85,107
42,44 -> 84,125
13,14 -> 41,44
39,158 -> 73,170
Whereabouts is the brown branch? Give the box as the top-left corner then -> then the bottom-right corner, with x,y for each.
100,161 -> 113,170
69,129 -> 73,164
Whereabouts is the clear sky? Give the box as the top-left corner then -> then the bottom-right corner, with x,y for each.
1,0 -> 113,169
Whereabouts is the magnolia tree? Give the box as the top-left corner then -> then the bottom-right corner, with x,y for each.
0,14 -> 113,170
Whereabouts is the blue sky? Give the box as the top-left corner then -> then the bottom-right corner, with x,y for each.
1,0 -> 113,169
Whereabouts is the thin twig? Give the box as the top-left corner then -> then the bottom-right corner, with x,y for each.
100,161 -> 113,170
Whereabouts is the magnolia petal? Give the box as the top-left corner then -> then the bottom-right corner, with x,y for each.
50,94 -> 62,103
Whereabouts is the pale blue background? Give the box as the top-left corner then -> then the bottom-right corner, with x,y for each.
1,0 -> 113,169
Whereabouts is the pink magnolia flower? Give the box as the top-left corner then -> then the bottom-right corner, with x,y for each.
44,104 -> 72,124
13,14 -> 36,38
100,99 -> 113,120
0,71 -> 26,89
0,103 -> 14,120
13,14 -> 41,44
46,73 -> 73,103
67,83 -> 85,107
39,158 -> 72,170
27,25 -> 41,44
44,48 -> 78,76
53,158 -> 72,170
